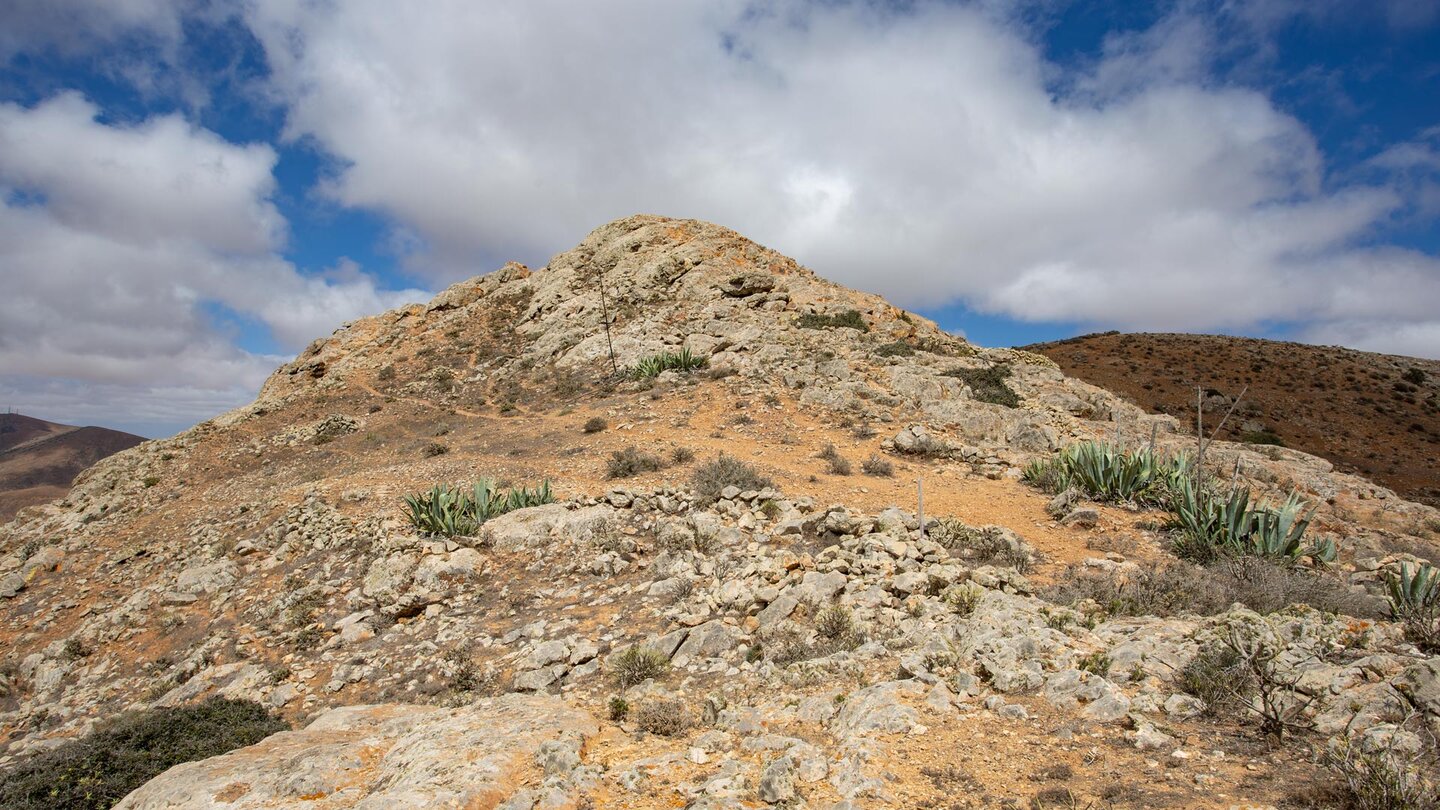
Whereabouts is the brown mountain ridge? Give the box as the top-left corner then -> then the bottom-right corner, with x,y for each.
0,413 -> 145,521
1025,332 -> 1440,507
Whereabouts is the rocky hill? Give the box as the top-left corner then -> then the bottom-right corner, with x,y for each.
1025,332 -> 1440,508
0,413 -> 144,521
2,216 -> 1439,808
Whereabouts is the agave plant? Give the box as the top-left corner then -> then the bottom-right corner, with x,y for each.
402,484 -> 479,537
1167,480 -> 1331,565
402,478 -> 555,537
1387,562 -> 1440,612
1236,492 -> 1329,562
1046,441 -> 1181,504
630,347 -> 707,380
1386,562 -> 1440,651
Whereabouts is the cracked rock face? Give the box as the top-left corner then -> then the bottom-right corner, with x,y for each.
115,695 -> 598,809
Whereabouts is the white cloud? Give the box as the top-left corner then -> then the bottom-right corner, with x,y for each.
241,0 -> 1440,358
0,94 -> 427,435
0,0 -> 193,59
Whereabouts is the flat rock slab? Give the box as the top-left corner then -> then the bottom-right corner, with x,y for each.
116,695 -> 598,809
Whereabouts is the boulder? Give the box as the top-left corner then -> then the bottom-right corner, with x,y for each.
116,696 -> 598,809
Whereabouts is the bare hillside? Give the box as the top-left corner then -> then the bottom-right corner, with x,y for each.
0,413 -> 144,520
3,217 -> 1439,809
1025,332 -> 1440,507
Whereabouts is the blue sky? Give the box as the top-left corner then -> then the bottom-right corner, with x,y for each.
0,1 -> 1437,436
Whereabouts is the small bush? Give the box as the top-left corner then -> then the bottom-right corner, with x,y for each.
422,441 -> 449,457
141,475 -> 160,488
607,447 -> 666,479
1175,641 -> 1251,715
1318,740 -> 1439,810
1021,458 -> 1070,495
1042,562 -> 1232,618
634,699 -> 691,736
797,310 -> 869,332
607,696 -> 630,722
930,520 -> 1033,573
671,447 -> 695,464
861,454 -> 894,477
0,698 -> 287,810
611,646 -> 670,689
874,340 -> 915,357
1077,650 -> 1111,676
1402,367 -> 1427,386
1043,558 -> 1383,619
583,416 -> 608,433
818,444 -> 852,475
944,364 -> 1020,408
691,455 -> 774,504
768,607 -> 866,665
943,582 -> 984,616
1241,429 -> 1285,446
377,365 -> 396,381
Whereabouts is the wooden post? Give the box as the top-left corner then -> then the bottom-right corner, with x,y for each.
597,272 -> 618,376
917,477 -> 925,542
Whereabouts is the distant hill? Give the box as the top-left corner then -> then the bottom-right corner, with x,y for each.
1025,332 -> 1440,506
0,413 -> 145,520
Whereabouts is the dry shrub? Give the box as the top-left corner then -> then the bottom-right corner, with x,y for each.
635,699 -> 692,736
606,447 -> 666,479
691,455 -> 774,504
818,444 -> 852,475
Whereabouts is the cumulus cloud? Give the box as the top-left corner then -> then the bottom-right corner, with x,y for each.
0,93 -> 427,435
0,0 -> 193,59
242,0 -> 1440,358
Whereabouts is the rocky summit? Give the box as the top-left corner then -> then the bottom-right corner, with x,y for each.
2,215 -> 1439,808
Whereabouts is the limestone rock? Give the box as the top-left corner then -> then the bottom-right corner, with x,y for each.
116,696 -> 598,809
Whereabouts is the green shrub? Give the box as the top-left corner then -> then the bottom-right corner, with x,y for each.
583,416 -> 608,433
690,455 -> 774,504
611,646 -> 670,689
631,347 -> 707,380
402,479 -> 553,536
1077,650 -> 1111,676
1021,457 -> 1070,494
943,364 -> 1020,408
0,698 -> 287,810
1175,641 -> 1251,716
607,696 -> 630,722
1240,429 -> 1285,447
874,340 -> 915,357
796,310 -> 869,332
606,447 -> 666,479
